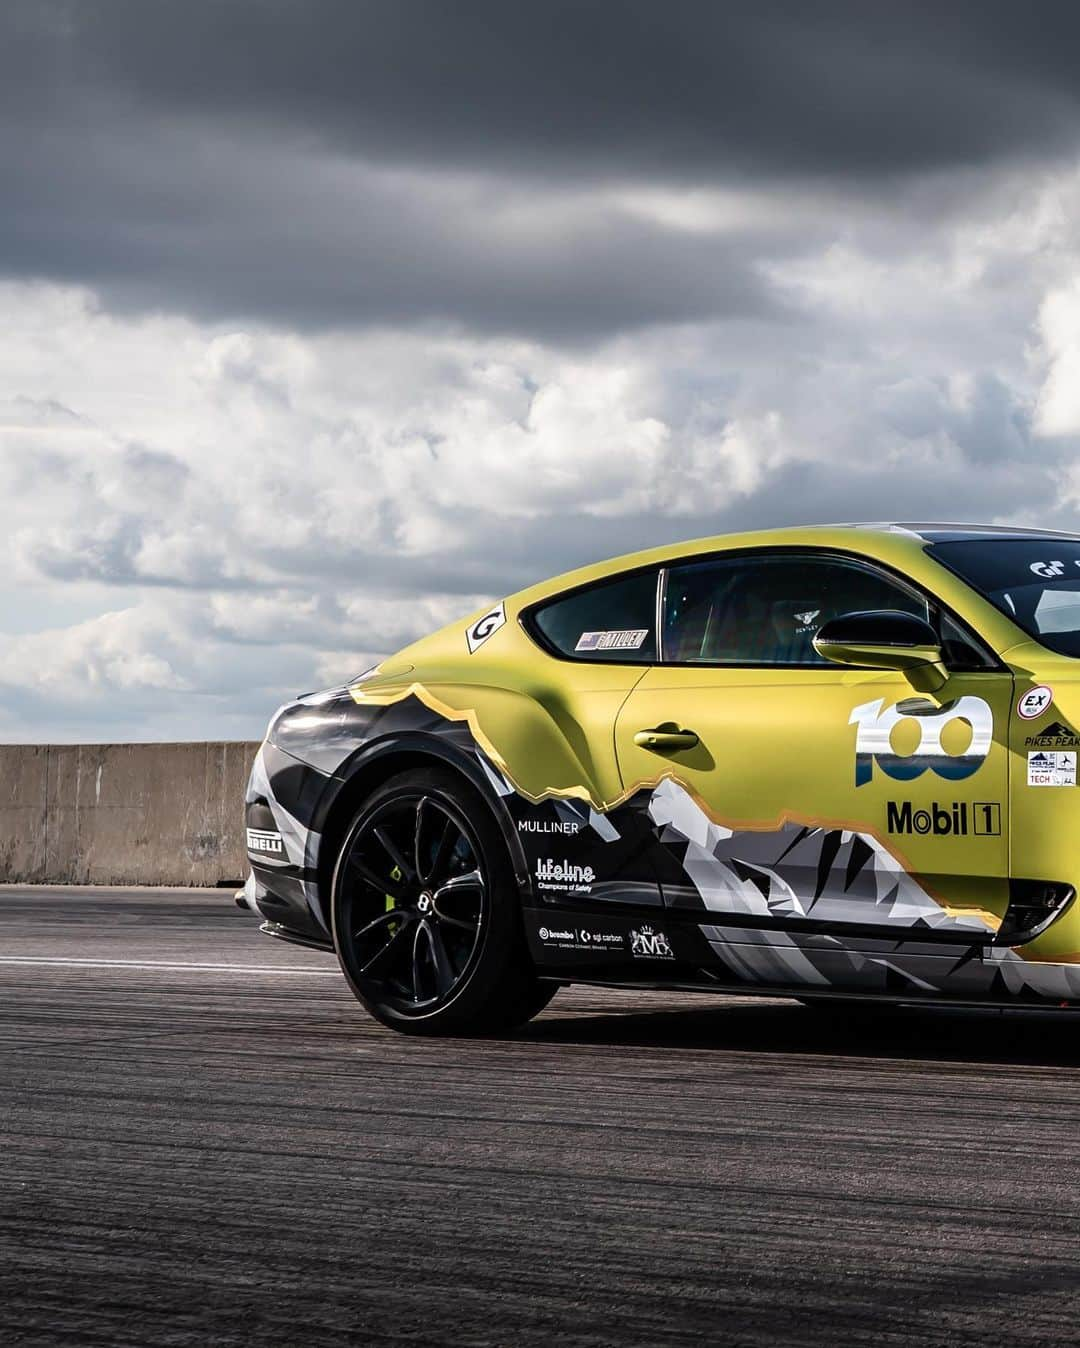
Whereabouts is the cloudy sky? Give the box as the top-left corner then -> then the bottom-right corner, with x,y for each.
4,1 -> 1080,741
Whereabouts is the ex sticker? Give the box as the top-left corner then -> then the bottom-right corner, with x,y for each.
466,602 -> 506,654
1017,686 -> 1054,720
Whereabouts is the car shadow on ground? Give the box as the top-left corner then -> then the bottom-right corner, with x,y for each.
518,994 -> 1080,1068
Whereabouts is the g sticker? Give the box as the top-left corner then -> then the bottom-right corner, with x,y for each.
466,602 -> 506,654
851,696 -> 993,787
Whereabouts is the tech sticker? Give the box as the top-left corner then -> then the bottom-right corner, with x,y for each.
1017,685 -> 1054,720
1028,750 -> 1077,787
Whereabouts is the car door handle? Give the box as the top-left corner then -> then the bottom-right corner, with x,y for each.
633,726 -> 700,752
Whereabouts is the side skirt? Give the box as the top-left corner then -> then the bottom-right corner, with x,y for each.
259,920 -> 335,954
539,976 -> 1080,1015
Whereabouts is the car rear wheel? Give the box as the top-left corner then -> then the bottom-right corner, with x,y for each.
331,767 -> 556,1035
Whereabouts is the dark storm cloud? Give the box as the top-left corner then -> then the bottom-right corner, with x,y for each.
0,115 -> 780,336
4,0 -> 1080,335
21,0 -> 1080,181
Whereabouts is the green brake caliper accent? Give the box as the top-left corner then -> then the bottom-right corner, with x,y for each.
386,865 -> 402,915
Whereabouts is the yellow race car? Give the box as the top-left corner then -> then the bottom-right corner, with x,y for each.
238,523 -> 1080,1033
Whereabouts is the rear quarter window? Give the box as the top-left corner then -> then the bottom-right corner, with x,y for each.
530,570 -> 658,662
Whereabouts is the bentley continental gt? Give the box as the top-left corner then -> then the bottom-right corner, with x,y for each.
237,523 -> 1080,1033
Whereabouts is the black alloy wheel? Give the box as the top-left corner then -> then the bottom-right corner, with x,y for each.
338,791 -> 485,1009
331,767 -> 556,1034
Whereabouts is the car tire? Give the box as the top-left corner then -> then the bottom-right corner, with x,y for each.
331,766 -> 556,1035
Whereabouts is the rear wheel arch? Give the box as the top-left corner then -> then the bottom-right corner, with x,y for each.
314,737 -> 529,930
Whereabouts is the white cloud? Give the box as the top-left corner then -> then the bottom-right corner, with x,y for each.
0,607 -> 188,697
1035,279 -> 1080,438
3,158 -> 1080,740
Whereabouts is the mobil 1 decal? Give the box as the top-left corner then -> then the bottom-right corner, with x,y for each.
887,799 -> 1001,837
851,695 -> 993,787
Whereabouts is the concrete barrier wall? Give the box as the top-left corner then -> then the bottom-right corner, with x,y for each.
0,742 -> 260,886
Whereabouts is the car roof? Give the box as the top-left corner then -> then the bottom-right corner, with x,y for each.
508,520 -> 1080,612
858,522 -> 1080,543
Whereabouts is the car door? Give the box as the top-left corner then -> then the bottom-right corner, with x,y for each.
612,550 -> 1013,964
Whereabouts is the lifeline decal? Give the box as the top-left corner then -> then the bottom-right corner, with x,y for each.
535,857 -> 596,895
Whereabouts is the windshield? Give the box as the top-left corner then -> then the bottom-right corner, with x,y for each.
931,538 -> 1080,656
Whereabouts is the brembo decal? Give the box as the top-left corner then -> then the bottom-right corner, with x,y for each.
465,602 -> 506,654
536,924 -> 625,954
851,696 -> 993,788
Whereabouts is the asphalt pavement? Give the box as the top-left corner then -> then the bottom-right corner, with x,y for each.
3,886 -> 1080,1346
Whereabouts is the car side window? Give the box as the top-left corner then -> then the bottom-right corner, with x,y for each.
662,553 -> 931,666
531,569 -> 659,662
